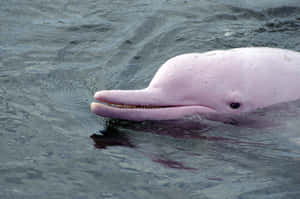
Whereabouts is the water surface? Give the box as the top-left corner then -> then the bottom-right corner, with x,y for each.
1,0 -> 300,198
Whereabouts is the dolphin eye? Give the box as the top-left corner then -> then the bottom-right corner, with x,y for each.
230,102 -> 241,109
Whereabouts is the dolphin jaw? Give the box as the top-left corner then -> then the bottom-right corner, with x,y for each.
91,98 -> 217,121
94,98 -> 181,109
91,90 -> 217,121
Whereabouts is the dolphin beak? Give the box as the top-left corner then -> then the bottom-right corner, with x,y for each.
93,89 -> 166,107
91,89 -> 216,121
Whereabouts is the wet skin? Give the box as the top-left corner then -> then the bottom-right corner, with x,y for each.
91,47 -> 300,121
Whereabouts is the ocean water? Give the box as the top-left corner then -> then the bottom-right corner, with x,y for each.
1,0 -> 300,198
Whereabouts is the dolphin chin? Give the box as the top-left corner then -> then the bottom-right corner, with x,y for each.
90,90 -> 216,121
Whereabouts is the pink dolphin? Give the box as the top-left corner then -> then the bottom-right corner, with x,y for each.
91,47 -> 300,121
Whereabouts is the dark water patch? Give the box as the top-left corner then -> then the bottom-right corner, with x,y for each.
158,9 -> 201,20
103,119 -> 212,138
204,13 -> 239,22
64,23 -> 113,33
224,6 -> 300,20
152,158 -> 197,170
228,6 -> 266,19
256,19 -> 300,33
265,6 -> 300,17
90,127 -> 134,149
208,5 -> 266,21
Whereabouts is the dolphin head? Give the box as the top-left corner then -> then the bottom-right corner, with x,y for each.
91,52 -> 254,121
91,48 -> 300,121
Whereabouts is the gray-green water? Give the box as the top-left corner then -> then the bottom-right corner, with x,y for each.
1,0 -> 300,198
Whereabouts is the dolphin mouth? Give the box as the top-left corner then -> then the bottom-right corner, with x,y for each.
96,98 -> 179,109
90,90 -> 216,121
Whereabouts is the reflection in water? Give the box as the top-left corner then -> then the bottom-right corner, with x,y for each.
90,123 -> 134,149
90,118 -> 268,170
101,118 -> 213,138
151,157 -> 198,171
90,127 -> 199,170
90,119 -> 203,170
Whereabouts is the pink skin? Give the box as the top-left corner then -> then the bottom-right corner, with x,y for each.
91,47 -> 300,121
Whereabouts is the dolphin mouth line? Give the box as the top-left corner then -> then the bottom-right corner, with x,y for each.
98,99 -> 179,109
92,97 -> 218,121
96,99 -> 217,112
